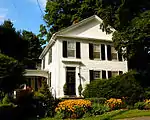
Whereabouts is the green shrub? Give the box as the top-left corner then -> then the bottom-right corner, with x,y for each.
15,89 -> 36,119
86,98 -> 107,104
83,71 -> 144,105
63,83 -> 68,95
134,102 -> 146,110
35,80 -> 55,117
92,103 -> 110,115
2,94 -> 12,104
78,84 -> 83,96
0,104 -> 17,120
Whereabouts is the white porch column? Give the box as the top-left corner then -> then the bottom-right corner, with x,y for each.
76,66 -> 80,97
105,44 -> 108,60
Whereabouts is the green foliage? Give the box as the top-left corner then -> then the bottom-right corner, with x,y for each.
63,83 -> 68,95
78,84 -> 83,96
22,30 -> 42,69
0,20 -> 27,61
2,94 -> 11,104
86,98 -> 107,105
134,102 -> 146,110
92,103 -> 110,115
0,103 -> 17,120
113,10 -> 150,71
83,71 -> 144,105
39,0 -> 102,42
0,53 -> 25,93
36,80 -> 55,117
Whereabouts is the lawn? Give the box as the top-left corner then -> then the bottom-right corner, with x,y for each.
40,109 -> 150,120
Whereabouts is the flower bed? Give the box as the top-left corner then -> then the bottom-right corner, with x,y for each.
105,98 -> 124,110
55,99 -> 92,119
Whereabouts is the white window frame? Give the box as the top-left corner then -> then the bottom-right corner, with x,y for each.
111,46 -> 118,61
93,71 -> 101,79
67,41 -> 76,58
93,44 -> 101,60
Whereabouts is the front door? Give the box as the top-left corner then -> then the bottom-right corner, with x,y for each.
66,67 -> 76,96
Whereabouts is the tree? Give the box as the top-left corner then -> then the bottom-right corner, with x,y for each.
22,30 -> 42,69
39,0 -> 101,42
0,53 -> 25,94
113,10 -> 150,70
0,20 -> 28,62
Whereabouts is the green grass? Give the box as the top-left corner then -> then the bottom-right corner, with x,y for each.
40,109 -> 150,120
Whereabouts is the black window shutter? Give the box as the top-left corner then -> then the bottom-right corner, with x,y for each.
119,71 -> 123,75
102,70 -> 106,79
101,44 -> 105,60
89,70 -> 94,82
108,71 -> 112,78
107,45 -> 112,60
63,41 -> 67,58
118,52 -> 123,61
89,43 -> 93,60
76,42 -> 81,58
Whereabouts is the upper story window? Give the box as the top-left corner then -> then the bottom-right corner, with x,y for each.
111,47 -> 118,61
67,41 -> 76,57
89,43 -> 105,60
93,44 -> 100,59
63,41 -> 80,58
48,48 -> 52,64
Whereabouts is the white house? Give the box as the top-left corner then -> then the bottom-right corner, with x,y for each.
39,15 -> 128,98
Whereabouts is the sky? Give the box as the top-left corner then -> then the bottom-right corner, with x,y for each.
0,0 -> 46,35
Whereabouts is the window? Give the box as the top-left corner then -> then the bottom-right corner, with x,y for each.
112,71 -> 118,77
93,44 -> 100,59
63,41 -> 80,58
48,48 -> 52,64
111,47 -> 118,60
119,71 -> 123,75
93,71 -> 101,79
43,57 -> 45,69
67,41 -> 76,57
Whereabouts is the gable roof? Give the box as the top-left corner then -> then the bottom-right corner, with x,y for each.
39,15 -> 114,59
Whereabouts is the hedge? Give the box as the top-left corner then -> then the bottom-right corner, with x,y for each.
83,70 -> 145,105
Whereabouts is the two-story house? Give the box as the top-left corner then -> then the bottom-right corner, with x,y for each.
39,15 -> 128,98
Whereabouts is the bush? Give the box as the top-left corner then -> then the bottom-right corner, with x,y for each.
2,94 -> 12,104
55,99 -> 92,119
105,98 -> 125,110
83,71 -> 144,105
78,84 -> 83,96
92,103 -> 110,115
63,83 -> 68,95
0,104 -> 17,120
86,98 -> 107,104
15,89 -> 36,119
34,80 -> 55,117
134,102 -> 146,110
